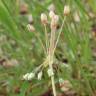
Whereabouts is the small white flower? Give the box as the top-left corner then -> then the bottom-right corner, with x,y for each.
37,71 -> 43,80
47,68 -> 54,77
27,72 -> 35,80
59,78 -> 64,83
23,73 -> 30,80
23,72 -> 35,80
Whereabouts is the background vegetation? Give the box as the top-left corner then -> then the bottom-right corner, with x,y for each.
0,0 -> 96,96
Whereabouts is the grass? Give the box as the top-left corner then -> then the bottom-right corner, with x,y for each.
0,0 -> 96,96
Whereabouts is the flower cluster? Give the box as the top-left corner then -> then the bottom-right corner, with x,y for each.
22,5 -> 73,83
23,71 -> 43,81
41,11 -> 59,30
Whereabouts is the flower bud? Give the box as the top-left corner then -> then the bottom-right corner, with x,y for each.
27,24 -> 35,32
49,11 -> 55,19
28,14 -> 33,24
41,13 -> 48,25
37,71 -> 43,80
64,5 -> 70,15
50,15 -> 59,29
73,12 -> 80,22
48,4 -> 55,12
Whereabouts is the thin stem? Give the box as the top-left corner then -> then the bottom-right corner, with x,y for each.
48,28 -> 57,96
44,24 -> 49,54
34,32 -> 46,55
53,17 -> 65,54
51,75 -> 56,96
49,28 -> 56,54
48,54 -> 56,96
47,18 -> 65,96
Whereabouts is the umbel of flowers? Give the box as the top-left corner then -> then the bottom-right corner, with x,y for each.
23,5 -> 71,96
